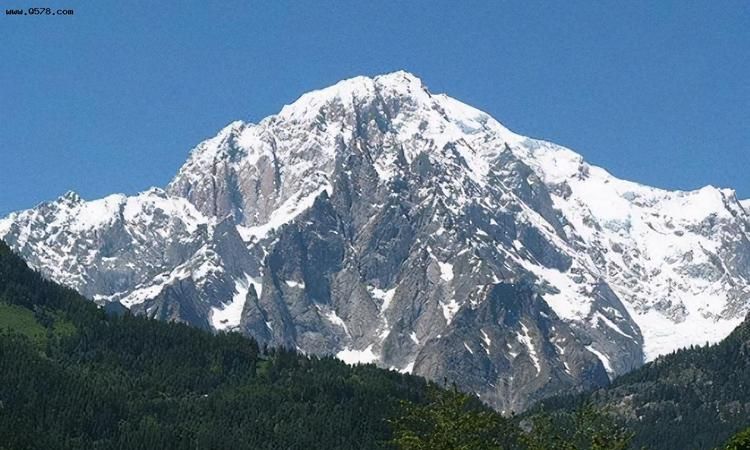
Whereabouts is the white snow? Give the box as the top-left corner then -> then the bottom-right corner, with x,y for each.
437,261 -> 454,283
517,322 -> 541,374
284,280 -> 305,289
70,194 -> 125,231
400,361 -> 416,374
120,281 -> 170,308
586,345 -> 614,379
553,340 -> 573,375
211,273 -> 254,331
336,345 -> 378,365
278,75 -> 377,124
323,309 -> 349,335
515,260 -> 592,321
370,286 -> 397,312
591,312 -> 634,340
440,298 -> 461,324
630,308 -> 743,360
0,216 -> 12,238
480,329 -> 492,354
237,183 -> 332,242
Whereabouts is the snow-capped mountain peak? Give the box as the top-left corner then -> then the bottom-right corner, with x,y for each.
3,71 -> 749,412
168,71 -> 525,229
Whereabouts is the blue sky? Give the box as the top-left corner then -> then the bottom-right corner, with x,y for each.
1,1 -> 748,215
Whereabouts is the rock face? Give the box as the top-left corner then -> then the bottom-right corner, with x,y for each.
2,71 -> 749,412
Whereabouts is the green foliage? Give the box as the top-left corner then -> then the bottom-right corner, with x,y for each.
520,403 -> 633,450
388,387 -> 633,450
724,427 -> 750,450
388,384 -> 517,450
0,302 -> 46,344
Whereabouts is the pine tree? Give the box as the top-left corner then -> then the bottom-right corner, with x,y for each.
388,384 -> 517,450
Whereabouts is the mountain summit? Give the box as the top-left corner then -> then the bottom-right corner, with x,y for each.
2,71 -> 749,411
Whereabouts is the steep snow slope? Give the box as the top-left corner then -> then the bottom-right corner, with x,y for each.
516,142 -> 750,359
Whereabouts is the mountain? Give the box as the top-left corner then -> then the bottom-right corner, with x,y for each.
534,313 -> 750,450
2,71 -> 749,412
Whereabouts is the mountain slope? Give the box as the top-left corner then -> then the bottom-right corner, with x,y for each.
2,71 -> 749,411
0,239 -> 433,449
522,143 -> 750,358
535,313 -> 750,450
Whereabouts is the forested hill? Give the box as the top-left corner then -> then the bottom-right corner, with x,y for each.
535,312 -> 750,450
0,240 -> 433,449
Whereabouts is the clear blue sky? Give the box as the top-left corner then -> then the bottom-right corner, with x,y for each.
2,1 -> 748,216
